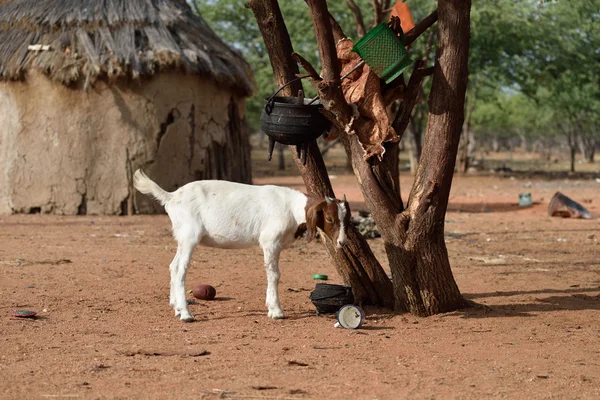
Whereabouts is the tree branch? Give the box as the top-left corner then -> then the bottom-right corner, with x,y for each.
404,9 -> 438,46
371,0 -> 384,25
391,63 -> 433,140
382,76 -> 407,106
328,12 -> 347,42
307,0 -> 341,81
246,0 -> 334,197
291,52 -> 321,80
345,0 -> 367,37
305,0 -> 355,132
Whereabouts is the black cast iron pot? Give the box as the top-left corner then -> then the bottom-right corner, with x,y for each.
260,96 -> 330,146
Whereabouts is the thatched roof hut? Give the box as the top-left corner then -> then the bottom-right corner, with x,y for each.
0,0 -> 255,215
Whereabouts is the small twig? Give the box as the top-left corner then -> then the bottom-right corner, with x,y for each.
1,304 -> 29,309
0,258 -> 72,266
287,360 -> 309,367
122,349 -> 210,357
291,53 -> 320,80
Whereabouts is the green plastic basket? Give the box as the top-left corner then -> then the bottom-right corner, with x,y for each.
352,22 -> 413,84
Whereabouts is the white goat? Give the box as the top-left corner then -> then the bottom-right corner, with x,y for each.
133,169 -> 350,322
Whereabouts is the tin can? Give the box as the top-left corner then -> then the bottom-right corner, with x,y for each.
336,305 -> 365,329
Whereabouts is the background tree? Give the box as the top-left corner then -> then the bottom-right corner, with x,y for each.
468,0 -> 600,170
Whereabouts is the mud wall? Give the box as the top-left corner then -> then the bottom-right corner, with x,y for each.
0,71 -> 251,215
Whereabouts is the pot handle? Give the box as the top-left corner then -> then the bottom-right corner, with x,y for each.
264,76 -> 307,115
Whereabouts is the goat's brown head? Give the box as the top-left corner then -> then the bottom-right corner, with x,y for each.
305,194 -> 351,249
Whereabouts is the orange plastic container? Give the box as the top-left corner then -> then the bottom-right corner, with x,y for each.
389,1 -> 415,33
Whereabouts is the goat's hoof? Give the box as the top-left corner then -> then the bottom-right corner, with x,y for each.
180,313 -> 195,322
268,309 -> 284,319
176,309 -> 195,322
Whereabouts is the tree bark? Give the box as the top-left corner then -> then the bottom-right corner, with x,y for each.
311,0 -> 469,316
389,0 -> 472,315
247,0 -> 394,308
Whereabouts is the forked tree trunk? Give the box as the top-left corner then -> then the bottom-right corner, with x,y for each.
247,0 -> 394,308
346,0 -> 471,315
249,0 -> 471,316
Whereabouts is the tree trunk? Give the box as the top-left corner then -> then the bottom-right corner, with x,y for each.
389,0 -> 472,315
277,143 -> 285,170
247,0 -> 394,308
457,128 -> 469,173
492,135 -> 500,152
457,91 -> 475,173
519,132 -> 530,153
312,0 -> 469,316
566,130 -> 577,172
578,135 -> 596,163
406,121 -> 422,175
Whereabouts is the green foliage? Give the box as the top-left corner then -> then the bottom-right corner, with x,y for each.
192,0 -> 598,154
470,0 -> 600,147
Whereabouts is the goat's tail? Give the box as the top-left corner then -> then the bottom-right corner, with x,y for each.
133,169 -> 172,206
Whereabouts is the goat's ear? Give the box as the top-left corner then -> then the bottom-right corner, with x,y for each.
305,200 -> 326,243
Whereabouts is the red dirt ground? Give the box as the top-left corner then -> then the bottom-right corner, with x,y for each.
1,171 -> 599,399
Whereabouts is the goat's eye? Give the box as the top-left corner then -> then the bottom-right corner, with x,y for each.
325,218 -> 333,223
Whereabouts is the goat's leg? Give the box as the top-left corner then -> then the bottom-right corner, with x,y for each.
172,241 -> 196,322
261,243 -> 284,319
169,250 -> 181,311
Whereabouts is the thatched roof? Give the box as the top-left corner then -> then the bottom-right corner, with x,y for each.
0,0 -> 255,95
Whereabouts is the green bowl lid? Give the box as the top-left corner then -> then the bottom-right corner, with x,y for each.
312,274 -> 328,280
